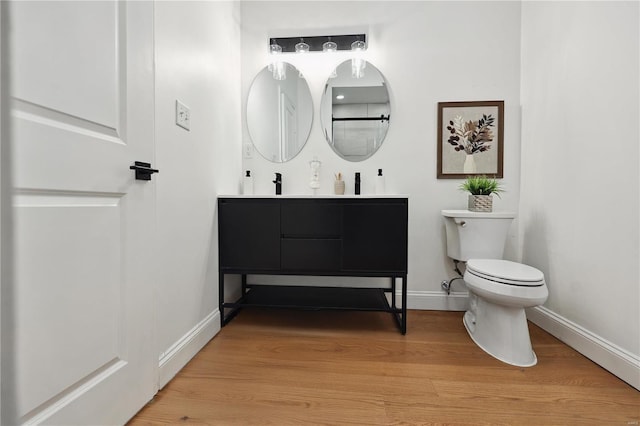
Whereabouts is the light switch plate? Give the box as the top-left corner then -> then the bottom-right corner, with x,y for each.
176,100 -> 190,131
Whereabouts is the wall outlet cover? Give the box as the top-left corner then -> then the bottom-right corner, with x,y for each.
176,100 -> 190,131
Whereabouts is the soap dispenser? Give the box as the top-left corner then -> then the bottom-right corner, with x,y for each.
375,169 -> 385,194
309,157 -> 321,194
354,172 -> 361,195
243,170 -> 253,195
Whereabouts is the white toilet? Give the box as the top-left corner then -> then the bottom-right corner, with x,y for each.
442,209 -> 548,367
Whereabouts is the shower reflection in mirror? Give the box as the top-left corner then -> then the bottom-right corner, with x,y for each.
321,60 -> 391,162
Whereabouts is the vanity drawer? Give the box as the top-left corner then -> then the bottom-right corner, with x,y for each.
281,202 -> 342,237
281,238 -> 341,271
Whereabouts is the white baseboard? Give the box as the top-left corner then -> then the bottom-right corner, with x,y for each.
158,310 -> 221,389
397,290 -> 469,311
527,306 -> 640,391
399,291 -> 639,390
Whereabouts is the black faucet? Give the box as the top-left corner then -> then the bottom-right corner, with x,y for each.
273,172 -> 282,195
354,172 -> 361,195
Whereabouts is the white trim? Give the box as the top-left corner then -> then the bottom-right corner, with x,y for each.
399,292 -> 640,390
158,310 -> 220,389
527,306 -> 640,391
397,290 -> 469,311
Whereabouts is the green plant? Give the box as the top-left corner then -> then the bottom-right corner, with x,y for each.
459,175 -> 504,197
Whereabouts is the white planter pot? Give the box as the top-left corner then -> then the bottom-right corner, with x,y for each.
468,194 -> 493,212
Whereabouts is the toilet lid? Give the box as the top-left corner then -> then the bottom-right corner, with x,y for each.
466,259 -> 545,286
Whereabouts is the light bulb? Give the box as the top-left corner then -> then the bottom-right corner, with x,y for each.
295,40 -> 310,54
351,40 -> 366,52
323,40 -> 337,53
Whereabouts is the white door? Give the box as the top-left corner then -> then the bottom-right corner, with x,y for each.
279,91 -> 297,161
11,1 -> 156,424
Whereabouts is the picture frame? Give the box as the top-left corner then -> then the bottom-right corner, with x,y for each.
437,100 -> 504,179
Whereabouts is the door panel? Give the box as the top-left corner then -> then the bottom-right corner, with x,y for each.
11,1 -> 155,423
15,193 -> 122,415
12,1 -> 118,127
279,91 -> 297,161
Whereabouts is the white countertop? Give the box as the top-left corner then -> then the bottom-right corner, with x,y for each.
218,194 -> 409,199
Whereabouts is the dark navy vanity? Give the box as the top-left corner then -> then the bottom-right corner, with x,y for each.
218,196 -> 409,334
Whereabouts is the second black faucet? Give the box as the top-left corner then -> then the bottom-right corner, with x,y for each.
273,172 -> 282,195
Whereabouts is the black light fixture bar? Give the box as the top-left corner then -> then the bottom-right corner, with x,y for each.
269,34 -> 366,53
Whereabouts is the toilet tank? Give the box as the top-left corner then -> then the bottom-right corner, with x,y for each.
441,210 -> 516,261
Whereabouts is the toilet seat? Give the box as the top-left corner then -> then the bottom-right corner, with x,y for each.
466,259 -> 545,287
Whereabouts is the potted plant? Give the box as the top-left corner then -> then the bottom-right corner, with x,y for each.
460,175 -> 504,212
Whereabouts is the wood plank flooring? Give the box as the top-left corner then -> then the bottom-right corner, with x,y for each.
129,310 -> 639,425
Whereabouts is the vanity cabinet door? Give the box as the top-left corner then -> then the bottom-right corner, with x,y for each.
218,199 -> 280,270
342,201 -> 408,273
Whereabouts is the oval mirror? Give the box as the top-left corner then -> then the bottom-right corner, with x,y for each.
320,60 -> 390,162
246,62 -> 313,163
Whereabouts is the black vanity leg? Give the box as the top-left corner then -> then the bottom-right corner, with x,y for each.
219,271 -> 225,327
391,276 -> 396,310
401,274 -> 407,335
241,274 -> 247,297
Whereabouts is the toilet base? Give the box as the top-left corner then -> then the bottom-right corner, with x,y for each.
463,294 -> 538,367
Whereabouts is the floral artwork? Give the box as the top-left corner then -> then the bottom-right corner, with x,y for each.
447,114 -> 495,154
437,101 -> 504,179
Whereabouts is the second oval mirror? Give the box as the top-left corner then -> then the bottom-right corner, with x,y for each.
320,60 -> 390,162
246,62 -> 313,163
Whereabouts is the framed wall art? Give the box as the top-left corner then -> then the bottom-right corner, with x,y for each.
437,100 -> 504,179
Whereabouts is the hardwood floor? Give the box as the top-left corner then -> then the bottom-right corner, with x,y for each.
129,310 -> 639,425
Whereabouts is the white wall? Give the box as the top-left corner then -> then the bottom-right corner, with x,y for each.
240,1 -> 522,307
520,1 -> 639,388
0,2 -> 16,422
154,1 -> 242,387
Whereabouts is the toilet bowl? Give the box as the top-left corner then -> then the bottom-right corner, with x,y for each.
441,210 -> 548,367
463,259 -> 548,367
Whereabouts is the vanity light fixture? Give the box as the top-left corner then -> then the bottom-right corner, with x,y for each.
325,38 -> 339,78
267,34 -> 366,53
268,39 -> 286,80
351,39 -> 367,79
271,61 -> 287,80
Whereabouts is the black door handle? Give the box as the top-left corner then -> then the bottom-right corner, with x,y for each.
130,161 -> 159,181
